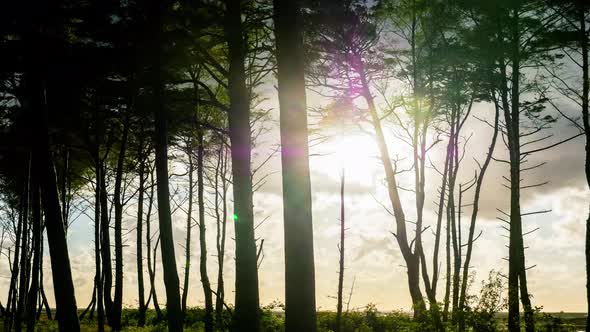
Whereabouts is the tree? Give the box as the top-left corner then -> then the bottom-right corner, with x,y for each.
111,111 -> 131,331
335,170 -> 345,332
212,139 -> 230,329
150,1 -> 183,330
135,129 -> 150,327
197,123 -> 214,332
180,137 -> 194,315
225,1 -> 261,331
461,2 -> 572,330
542,2 -> 589,330
274,0 -> 318,331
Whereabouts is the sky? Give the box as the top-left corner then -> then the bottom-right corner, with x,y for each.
0,79 -> 588,314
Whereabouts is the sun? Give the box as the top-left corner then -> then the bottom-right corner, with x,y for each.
310,132 -> 380,187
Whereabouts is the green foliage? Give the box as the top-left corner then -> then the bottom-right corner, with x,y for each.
535,312 -> 579,332
463,270 -> 507,332
315,304 -> 419,332
2,305 -> 585,332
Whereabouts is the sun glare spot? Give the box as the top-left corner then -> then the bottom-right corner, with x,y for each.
311,133 -> 379,187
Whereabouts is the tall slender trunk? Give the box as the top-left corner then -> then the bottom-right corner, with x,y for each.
506,7 -> 534,331
16,157 -> 31,332
359,62 -> 425,318
137,144 -> 147,327
197,129 -> 214,332
0,229 -> 5,316
145,167 -> 164,320
458,96 -> 500,332
37,229 -> 52,321
443,116 -> 456,322
151,2 -> 183,330
449,109 -> 461,324
182,146 -> 194,314
215,144 -> 229,329
111,113 -> 130,331
335,170 -> 345,332
273,1 -> 317,330
99,161 -> 113,324
26,163 -> 41,332
434,145 -> 450,323
7,175 -> 24,323
32,76 -> 80,331
577,3 -> 590,332
61,148 -> 69,234
93,144 -> 105,332
225,1 -> 260,331
38,141 -> 80,331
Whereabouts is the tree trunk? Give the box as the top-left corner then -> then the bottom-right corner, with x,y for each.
26,163 -> 41,332
182,146 -> 194,315
99,161 -> 113,324
273,1 -> 318,330
16,157 -> 31,332
457,98 -> 499,332
335,170 -> 345,332
448,110 -> 461,324
137,144 -> 147,327
196,129 -> 214,332
93,136 -> 105,331
431,132 -> 451,324
505,8 -> 534,331
577,3 -> 590,332
225,1 -> 261,331
0,228 -> 5,317
34,79 -> 80,332
145,168 -> 164,321
111,112 -> 130,331
151,2 -> 183,330
358,62 -> 425,318
37,229 -> 52,321
6,171 -> 24,327
61,148 -> 70,234
215,143 -> 229,329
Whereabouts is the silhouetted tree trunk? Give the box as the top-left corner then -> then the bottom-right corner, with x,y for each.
443,174 -> 452,321
458,95 -> 500,332
182,143 -> 194,315
99,161 -> 113,324
32,75 -> 80,331
111,112 -> 130,332
575,3 -> 590,332
503,8 -> 534,330
60,148 -> 70,234
225,1 -> 261,331
145,167 -> 164,321
448,108 -> 461,324
431,134 -> 450,324
136,140 -> 147,327
196,128 -> 214,332
92,121 -> 105,331
358,60 -> 426,319
151,1 -> 183,330
335,170 -> 345,332
26,162 -> 41,332
37,230 -> 52,321
273,0 -> 317,330
0,228 -> 6,317
6,171 -> 24,326
215,143 -> 229,329
15,157 -> 31,332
